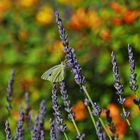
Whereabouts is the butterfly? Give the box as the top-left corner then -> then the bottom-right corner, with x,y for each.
41,62 -> 65,82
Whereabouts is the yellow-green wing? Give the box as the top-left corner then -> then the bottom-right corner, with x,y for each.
51,62 -> 65,82
41,62 -> 65,82
41,64 -> 61,81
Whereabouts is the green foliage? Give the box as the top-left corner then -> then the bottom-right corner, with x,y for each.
0,0 -> 140,139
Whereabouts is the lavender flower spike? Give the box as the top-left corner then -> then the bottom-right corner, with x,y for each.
50,118 -> 57,140
111,51 -> 131,126
60,80 -> 72,115
32,115 -> 41,140
5,120 -> 12,140
52,83 -> 66,132
128,44 -> 140,107
39,100 -> 46,140
15,107 -> 24,140
6,69 -> 14,111
55,11 -> 85,86
128,44 -> 138,91
24,92 -> 32,130
111,52 -> 124,96
92,102 -> 102,116
96,121 -> 106,140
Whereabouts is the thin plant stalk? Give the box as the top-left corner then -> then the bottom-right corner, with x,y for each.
99,118 -> 112,140
82,85 -> 112,140
64,132 -> 69,140
87,106 -> 97,133
70,114 -> 80,136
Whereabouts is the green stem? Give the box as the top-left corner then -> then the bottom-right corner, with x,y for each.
70,114 -> 81,136
82,86 -> 94,107
63,132 -> 69,140
99,118 -> 112,140
87,106 -> 97,132
82,85 -> 112,140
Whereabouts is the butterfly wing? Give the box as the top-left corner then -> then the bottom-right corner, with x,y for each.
51,62 -> 65,82
41,64 -> 60,81
41,62 -> 65,82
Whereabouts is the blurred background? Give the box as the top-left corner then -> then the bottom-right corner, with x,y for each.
0,0 -> 140,139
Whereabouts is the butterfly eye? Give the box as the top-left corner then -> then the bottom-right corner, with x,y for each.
49,73 -> 52,76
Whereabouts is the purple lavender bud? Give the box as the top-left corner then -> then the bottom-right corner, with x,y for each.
39,100 -> 46,126
6,69 -> 14,111
55,11 -> 69,48
50,118 -> 57,140
92,103 -> 102,116
24,92 -> 32,130
32,115 -> 41,140
5,120 -> 12,140
128,44 -> 135,73
68,112 -> 75,120
114,83 -> 124,96
128,44 -> 138,92
117,97 -> 125,105
96,121 -> 106,140
39,100 -> 46,140
111,52 -> 126,107
52,83 -> 66,132
111,52 -> 124,96
84,98 -> 90,106
111,52 -> 120,83
55,10 -> 85,86
121,111 -> 130,119
15,108 -> 24,140
76,133 -> 85,140
59,80 -> 73,118
129,73 -> 138,91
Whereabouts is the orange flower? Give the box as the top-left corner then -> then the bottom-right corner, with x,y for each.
87,11 -> 102,30
124,95 -> 135,108
110,2 -> 126,14
72,101 -> 87,121
124,10 -> 140,24
107,103 -> 127,138
116,120 -> 127,139
69,8 -> 101,30
112,17 -> 123,25
108,103 -> 120,120
100,29 -> 111,41
69,8 -> 88,30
